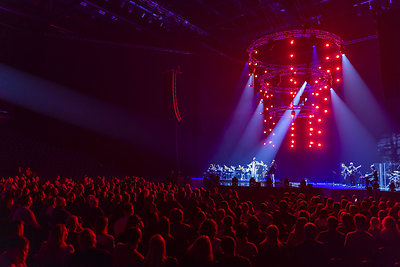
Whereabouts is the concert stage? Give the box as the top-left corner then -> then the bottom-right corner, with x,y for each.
193,178 -> 400,203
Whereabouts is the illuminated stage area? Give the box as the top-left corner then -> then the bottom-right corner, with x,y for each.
207,29 -> 399,192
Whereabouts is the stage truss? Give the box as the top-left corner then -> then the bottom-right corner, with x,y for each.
247,29 -> 344,149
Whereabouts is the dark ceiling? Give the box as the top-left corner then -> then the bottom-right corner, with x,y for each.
0,0 -> 398,57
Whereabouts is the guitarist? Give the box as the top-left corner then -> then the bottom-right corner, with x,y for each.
345,162 -> 361,186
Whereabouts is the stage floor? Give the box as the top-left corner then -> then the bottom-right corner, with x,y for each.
191,177 -> 400,202
215,179 -> 390,191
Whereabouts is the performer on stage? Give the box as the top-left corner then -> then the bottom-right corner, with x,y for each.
363,164 -> 378,189
342,162 -> 361,186
248,157 -> 258,180
348,162 -> 356,186
268,160 -> 277,186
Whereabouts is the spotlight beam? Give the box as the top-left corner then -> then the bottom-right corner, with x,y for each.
0,64 -> 172,157
342,54 -> 393,136
212,67 -> 257,163
256,81 -> 307,162
330,88 -> 379,164
231,100 -> 264,162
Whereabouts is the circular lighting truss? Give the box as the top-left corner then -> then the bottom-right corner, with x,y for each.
258,66 -> 331,93
248,29 -> 344,149
270,105 -> 316,119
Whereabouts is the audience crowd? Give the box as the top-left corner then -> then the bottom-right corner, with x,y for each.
1,170 -> 400,267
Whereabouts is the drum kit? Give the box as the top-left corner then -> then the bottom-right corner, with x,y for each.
388,170 -> 400,187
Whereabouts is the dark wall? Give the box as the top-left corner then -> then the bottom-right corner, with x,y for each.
0,28 -> 244,177
378,7 -> 400,124
378,7 -> 400,100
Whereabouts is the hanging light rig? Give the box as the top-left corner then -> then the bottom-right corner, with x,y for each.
247,29 -> 344,149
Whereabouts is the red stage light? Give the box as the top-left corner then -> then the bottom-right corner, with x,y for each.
327,69 -> 331,73
290,67 -> 294,71
336,54 -> 340,59
318,143 -> 322,147
310,128 -> 314,131
324,109 -> 328,113
336,67 -> 340,71
269,128 -> 272,131
316,93 -> 319,96
264,70 -> 268,73
290,145 -> 294,148
290,54 -> 294,58
315,80 -> 318,84
310,141 -> 314,144
316,105 -> 320,109
326,56 -> 330,60
318,66 -> 322,69
255,75 -> 258,78
255,62 -> 258,66
336,78 -> 340,82
259,90 -> 263,93
264,119 -> 267,122
324,97 -> 328,101
309,133 -> 312,136
318,119 -> 322,122
291,134 -> 294,137
291,140 -> 295,143
263,142 -> 266,145
309,145 -> 312,148
290,78 -> 293,82
318,130 -> 322,134
325,43 -> 330,47
255,50 -> 258,54
264,131 -> 267,134
294,81 -> 297,84
290,40 -> 294,45
291,127 -> 295,130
